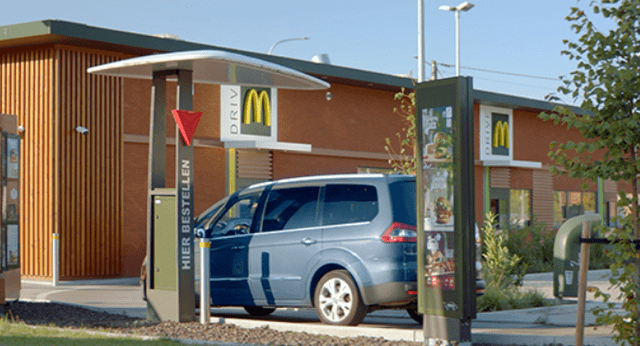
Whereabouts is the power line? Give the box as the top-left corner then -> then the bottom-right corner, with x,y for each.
437,62 -> 560,81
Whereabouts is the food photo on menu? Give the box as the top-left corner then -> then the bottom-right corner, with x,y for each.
424,231 -> 455,290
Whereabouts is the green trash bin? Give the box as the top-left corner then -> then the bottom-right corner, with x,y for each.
553,214 -> 602,299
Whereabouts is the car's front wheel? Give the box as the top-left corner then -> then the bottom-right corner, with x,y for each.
407,308 -> 423,324
314,270 -> 367,326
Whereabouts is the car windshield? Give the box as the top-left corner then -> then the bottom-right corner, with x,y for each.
389,180 -> 416,225
194,197 -> 228,236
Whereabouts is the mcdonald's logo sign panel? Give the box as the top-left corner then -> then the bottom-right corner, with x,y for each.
220,85 -> 278,142
479,105 -> 512,162
492,113 -> 509,156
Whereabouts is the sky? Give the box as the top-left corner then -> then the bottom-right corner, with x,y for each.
1,0 -> 610,104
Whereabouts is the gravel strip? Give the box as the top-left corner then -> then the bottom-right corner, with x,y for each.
2,301 -> 557,346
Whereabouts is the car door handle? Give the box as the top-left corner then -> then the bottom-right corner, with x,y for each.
231,245 -> 245,251
301,238 -> 317,245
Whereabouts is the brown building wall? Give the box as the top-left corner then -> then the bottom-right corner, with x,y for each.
56,47 -> 125,279
278,85 -> 404,152
511,168 -> 533,190
512,107 -> 606,167
273,152 -> 390,179
553,173 -> 594,192
512,109 -> 557,163
1,47 -> 56,278
122,142 -> 148,277
1,45 -> 128,279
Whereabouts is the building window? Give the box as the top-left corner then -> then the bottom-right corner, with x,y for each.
554,191 -> 566,228
489,188 -> 531,229
583,192 -> 596,214
510,189 -> 531,227
553,190 -> 597,228
604,200 -> 623,227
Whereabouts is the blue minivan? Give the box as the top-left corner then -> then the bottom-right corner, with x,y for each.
194,174 -> 478,325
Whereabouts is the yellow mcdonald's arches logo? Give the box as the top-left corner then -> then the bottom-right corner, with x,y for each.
493,121 -> 509,148
243,89 -> 271,126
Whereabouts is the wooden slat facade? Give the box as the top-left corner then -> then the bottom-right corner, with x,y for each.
237,150 -> 272,180
0,46 -> 125,279
604,179 -> 618,202
532,169 -> 554,229
489,167 -> 511,189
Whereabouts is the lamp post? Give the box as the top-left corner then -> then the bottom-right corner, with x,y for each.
439,2 -> 474,76
418,0 -> 426,82
268,37 -> 310,55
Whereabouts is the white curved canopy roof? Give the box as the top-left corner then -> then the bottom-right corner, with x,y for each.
87,50 -> 330,90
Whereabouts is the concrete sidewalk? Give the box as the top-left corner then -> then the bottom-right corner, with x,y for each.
17,274 -> 621,346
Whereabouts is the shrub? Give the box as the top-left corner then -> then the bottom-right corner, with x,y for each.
477,287 -> 550,312
481,213 -> 527,289
502,217 -> 612,273
502,217 -> 555,273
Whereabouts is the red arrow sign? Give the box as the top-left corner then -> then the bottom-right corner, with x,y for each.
172,110 -> 203,146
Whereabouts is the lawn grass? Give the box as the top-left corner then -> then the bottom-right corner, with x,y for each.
0,319 -> 181,346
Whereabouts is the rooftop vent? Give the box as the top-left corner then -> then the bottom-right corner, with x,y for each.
153,33 -> 182,40
311,54 -> 331,64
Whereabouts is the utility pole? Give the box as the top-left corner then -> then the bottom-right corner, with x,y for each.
431,60 -> 438,80
418,0 -> 426,82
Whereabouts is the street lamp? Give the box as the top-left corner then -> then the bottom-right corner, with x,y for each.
439,2 -> 474,76
268,37 -> 310,55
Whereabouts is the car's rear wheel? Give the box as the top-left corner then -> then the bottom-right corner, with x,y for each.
243,306 -> 276,317
314,270 -> 367,326
407,308 -> 423,324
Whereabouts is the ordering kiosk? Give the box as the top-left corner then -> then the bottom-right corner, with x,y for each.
88,50 -> 329,322
0,113 -> 20,309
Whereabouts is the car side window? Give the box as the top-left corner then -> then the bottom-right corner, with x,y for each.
323,184 -> 378,226
261,186 -> 320,232
211,192 -> 261,237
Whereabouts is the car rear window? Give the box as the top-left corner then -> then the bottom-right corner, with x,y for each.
323,184 -> 378,226
389,181 -> 416,225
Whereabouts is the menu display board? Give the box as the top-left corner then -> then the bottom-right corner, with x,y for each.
415,77 -> 475,321
422,106 -> 456,291
1,132 -> 20,271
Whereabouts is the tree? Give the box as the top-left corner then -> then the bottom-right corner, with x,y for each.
539,1 -> 640,344
385,88 -> 417,174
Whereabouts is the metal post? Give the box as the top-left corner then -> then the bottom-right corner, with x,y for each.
455,10 -> 461,76
52,233 -> 59,286
418,0 -> 426,82
575,221 -> 591,346
430,60 -> 438,80
597,177 -> 604,222
176,69 -> 196,322
199,238 -> 211,324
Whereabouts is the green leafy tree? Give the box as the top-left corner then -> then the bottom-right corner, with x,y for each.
539,1 -> 640,344
385,88 -> 417,174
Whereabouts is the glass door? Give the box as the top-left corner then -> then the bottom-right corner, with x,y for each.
489,188 -> 509,230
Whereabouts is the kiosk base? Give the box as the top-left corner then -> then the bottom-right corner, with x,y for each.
423,315 -> 471,345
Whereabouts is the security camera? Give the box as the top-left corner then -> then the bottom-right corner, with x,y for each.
76,126 -> 89,135
17,125 -> 24,133
326,91 -> 333,101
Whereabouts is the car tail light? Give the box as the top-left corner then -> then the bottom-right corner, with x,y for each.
381,222 -> 417,243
